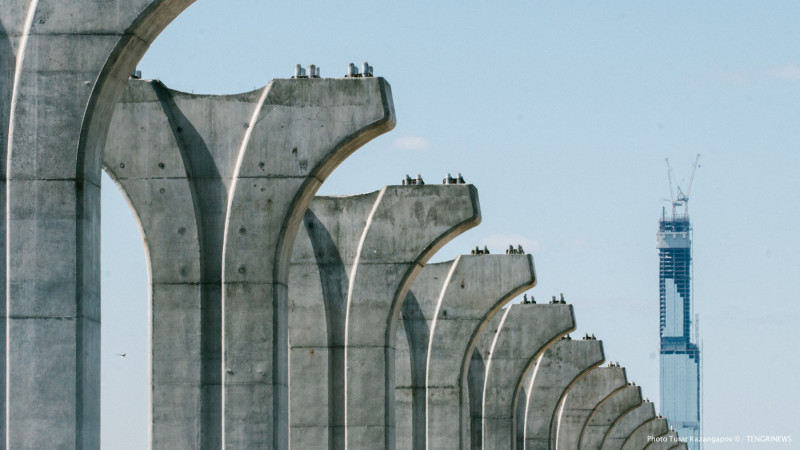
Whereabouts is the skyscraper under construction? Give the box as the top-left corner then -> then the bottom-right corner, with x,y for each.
658,157 -> 701,449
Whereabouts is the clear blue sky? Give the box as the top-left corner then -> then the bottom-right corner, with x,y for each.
101,1 -> 800,448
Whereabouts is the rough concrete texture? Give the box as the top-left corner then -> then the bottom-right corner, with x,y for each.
287,185 -> 480,449
555,366 -> 628,450
579,384 -> 643,449
602,400 -> 657,450
393,254 -> 536,450
1,1 -> 195,447
469,310 -> 506,449
104,77 -> 395,448
480,304 -> 577,450
522,338 -> 605,450
621,417 -> 668,450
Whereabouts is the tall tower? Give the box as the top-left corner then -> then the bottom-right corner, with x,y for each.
658,156 -> 701,449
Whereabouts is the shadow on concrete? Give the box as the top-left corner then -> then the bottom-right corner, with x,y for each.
303,208 -> 348,449
401,291 -> 430,450
153,81 -> 224,449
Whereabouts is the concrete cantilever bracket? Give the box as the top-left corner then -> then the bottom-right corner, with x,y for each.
344,184 -> 481,449
621,417 -> 668,450
579,383 -> 643,449
601,400 -> 657,450
104,77 -> 395,449
393,254 -> 536,450
521,339 -> 605,450
479,304 -> 577,450
555,366 -> 628,450
287,184 -> 480,450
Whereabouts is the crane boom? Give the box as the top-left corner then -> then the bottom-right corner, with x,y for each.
685,154 -> 700,198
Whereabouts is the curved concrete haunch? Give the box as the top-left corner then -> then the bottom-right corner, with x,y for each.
601,400 -> 657,450
343,185 -> 481,449
555,366 -> 627,450
646,430 -> 682,449
521,338 -> 605,450
621,417 -> 668,450
468,310 -> 506,449
579,383 -> 643,449
481,304 -> 577,450
104,77 -> 396,448
2,1 -> 195,447
393,254 -> 536,450
287,185 -> 480,449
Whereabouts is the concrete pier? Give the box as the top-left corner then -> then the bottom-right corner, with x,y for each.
602,400 -> 657,450
394,254 -> 537,450
480,304 -> 577,450
104,77 -> 396,448
579,383 -> 643,449
469,311 -> 506,449
1,1 -> 194,447
554,366 -> 627,450
621,417 -> 668,450
521,338 -> 605,450
287,186 -> 481,449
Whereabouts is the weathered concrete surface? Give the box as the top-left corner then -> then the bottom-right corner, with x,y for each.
289,191 -> 380,450
222,77 -> 396,450
343,185 -> 480,449
105,77 -> 395,448
1,1 -> 195,447
579,384 -> 643,449
602,400 -> 657,450
396,261 -> 451,450
393,254 -> 536,450
287,185 -> 480,449
469,311 -> 505,449
555,366 -> 627,450
646,430 -> 682,450
621,417 -> 668,450
522,338 -> 605,450
481,304 -> 577,450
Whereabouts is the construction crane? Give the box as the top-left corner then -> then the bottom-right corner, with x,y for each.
665,154 -> 700,218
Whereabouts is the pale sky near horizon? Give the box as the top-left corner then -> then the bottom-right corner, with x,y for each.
100,2 -> 800,448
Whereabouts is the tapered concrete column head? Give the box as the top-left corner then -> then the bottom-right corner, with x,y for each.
344,184 -> 481,450
555,366 -> 627,450
522,338 -> 605,450
222,77 -> 396,449
394,253 -> 537,450
579,383 -> 643,449
601,400 -> 656,450
481,304 -> 577,450
621,417 -> 668,450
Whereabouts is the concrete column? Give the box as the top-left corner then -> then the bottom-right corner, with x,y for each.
288,186 -> 480,449
555,366 -> 627,450
621,417 -> 668,450
395,261 -> 452,450
646,430 -> 682,450
482,304 -> 577,450
106,77 -> 394,448
343,185 -> 481,449
1,1 -> 193,447
522,338 -> 605,450
289,192 -> 382,449
393,254 -> 536,450
601,400 -> 656,450
579,384 -> 643,450
468,311 -> 506,450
